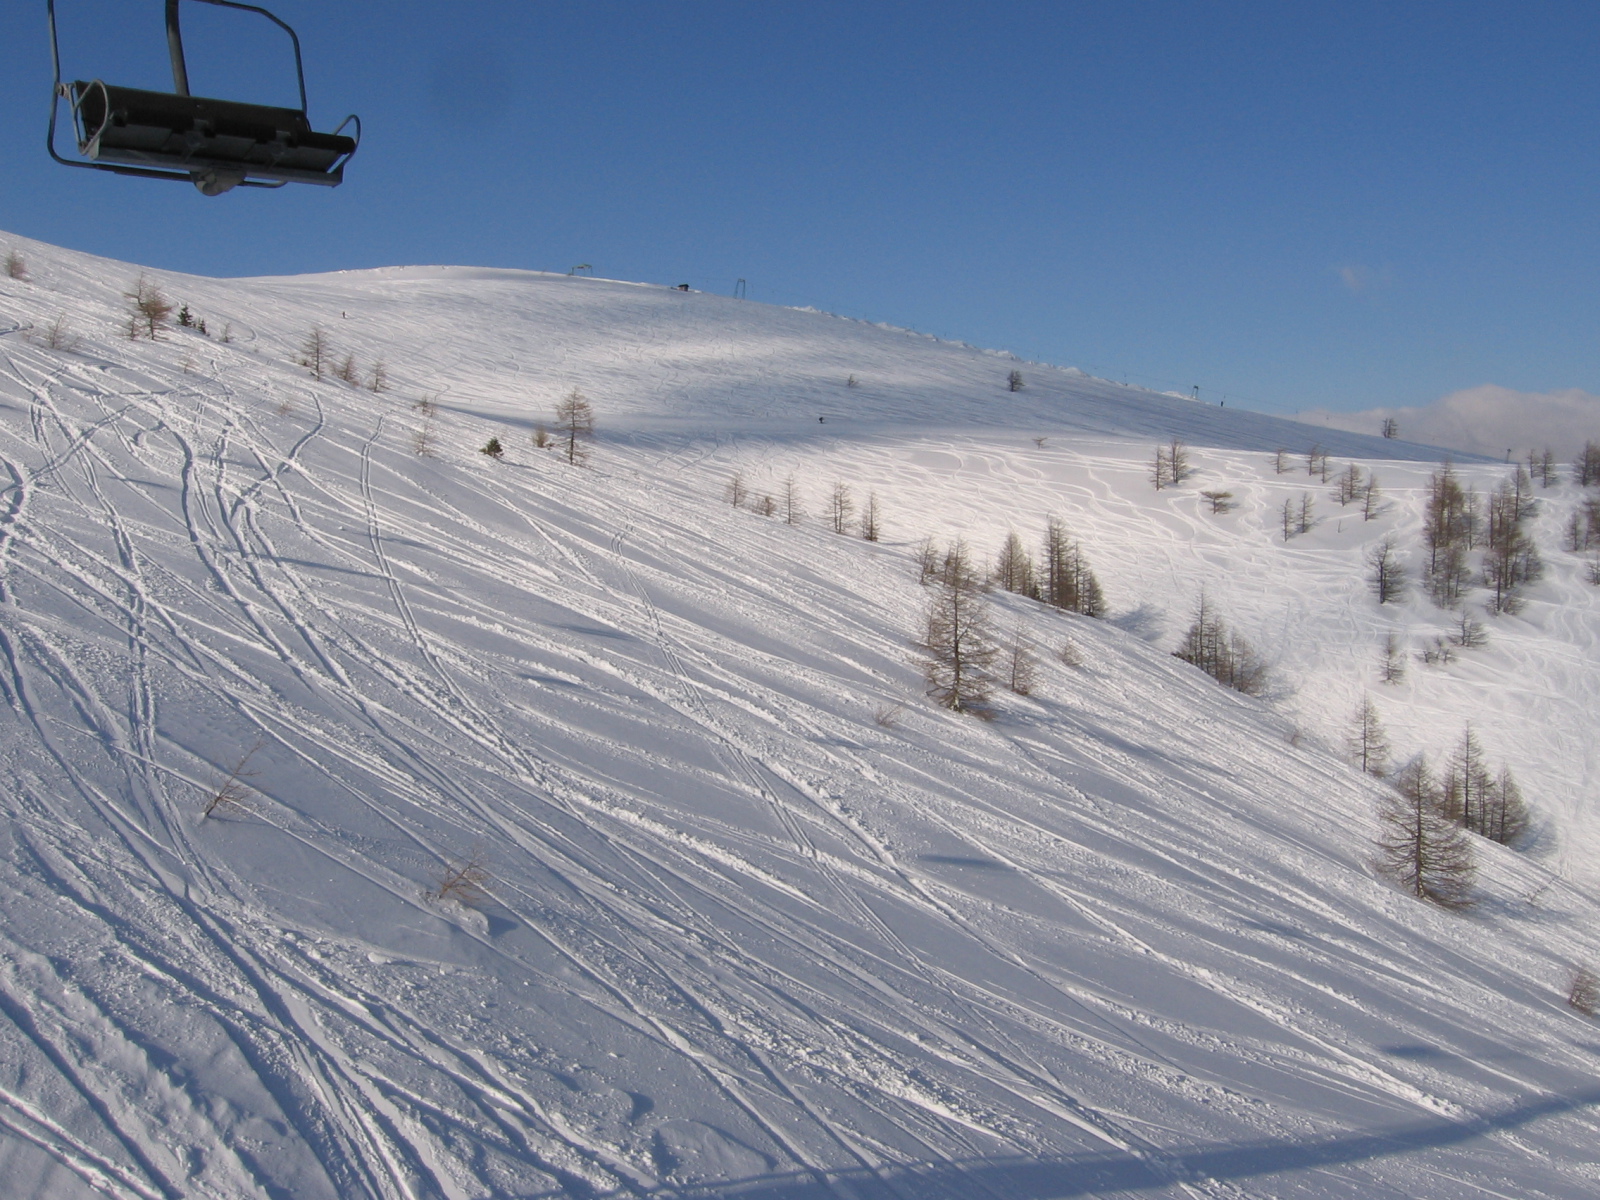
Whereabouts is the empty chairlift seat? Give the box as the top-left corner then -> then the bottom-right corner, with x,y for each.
48,0 -> 360,195
71,82 -> 357,192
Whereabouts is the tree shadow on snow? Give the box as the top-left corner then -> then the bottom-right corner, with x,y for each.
645,1088 -> 1600,1199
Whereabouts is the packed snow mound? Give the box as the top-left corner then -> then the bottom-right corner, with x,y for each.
0,229 -> 1598,1200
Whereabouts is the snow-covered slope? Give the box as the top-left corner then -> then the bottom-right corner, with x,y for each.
0,230 -> 1597,1200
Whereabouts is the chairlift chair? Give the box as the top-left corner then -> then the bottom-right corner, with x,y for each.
47,0 -> 359,195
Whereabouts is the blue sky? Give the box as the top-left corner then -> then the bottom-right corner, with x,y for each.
3,0 -> 1597,415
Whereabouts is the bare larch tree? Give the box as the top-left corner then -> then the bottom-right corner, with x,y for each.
828,481 -> 854,533
1375,756 -> 1476,910
859,492 -> 882,541
302,327 -> 329,379
555,389 -> 594,465
994,531 -> 1036,597
781,474 -> 804,525
1040,516 -> 1105,616
919,541 -> 998,714
1173,592 -> 1268,695
1346,696 -> 1390,776
1368,538 -> 1408,604
126,275 -> 176,340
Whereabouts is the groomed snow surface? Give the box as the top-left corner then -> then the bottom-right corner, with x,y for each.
1,230 -> 1598,1200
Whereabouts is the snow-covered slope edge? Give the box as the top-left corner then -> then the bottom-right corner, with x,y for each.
0,231 -> 1597,1199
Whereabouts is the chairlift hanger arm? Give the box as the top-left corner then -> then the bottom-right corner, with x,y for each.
166,0 -> 308,113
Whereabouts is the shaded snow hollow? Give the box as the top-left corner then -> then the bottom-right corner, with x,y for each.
0,229 -> 1598,1199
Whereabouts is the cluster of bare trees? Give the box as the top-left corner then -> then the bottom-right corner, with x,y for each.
1563,495 -> 1600,553
300,327 -> 389,393
121,277 -> 235,345
125,275 -> 176,340
1268,450 -> 1378,542
728,474 -> 878,535
1376,756 -> 1478,909
1502,443 -> 1592,488
3,249 -> 27,280
1422,464 -> 1478,606
1366,456 -> 1586,670
1173,593 -> 1268,695
1524,446 -> 1558,486
916,535 -> 1063,715
826,482 -> 879,539
985,517 -> 1106,616
1439,725 -> 1531,845
1272,445 -> 1379,503
1333,462 -> 1383,519
1280,493 -> 1316,541
1149,438 -> 1192,490
1550,443 -> 1600,583
1482,468 -> 1542,614
1357,699 -> 1534,910
1404,609 -> 1490,672
1417,463 -> 1543,613
1574,441 -> 1600,487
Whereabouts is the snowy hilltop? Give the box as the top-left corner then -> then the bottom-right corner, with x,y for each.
1,230 -> 1598,1199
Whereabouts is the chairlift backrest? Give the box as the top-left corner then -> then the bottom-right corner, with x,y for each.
47,0 -> 359,195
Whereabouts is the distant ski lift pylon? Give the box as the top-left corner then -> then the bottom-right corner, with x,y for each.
47,0 -> 359,195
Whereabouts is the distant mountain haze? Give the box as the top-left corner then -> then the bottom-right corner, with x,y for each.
1300,385 -> 1600,461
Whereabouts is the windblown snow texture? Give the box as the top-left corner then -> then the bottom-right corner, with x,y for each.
0,231 -> 1597,1199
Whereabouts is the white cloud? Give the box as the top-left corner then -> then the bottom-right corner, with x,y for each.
1336,265 -> 1369,292
1298,384 -> 1600,460
1333,263 -> 1394,295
